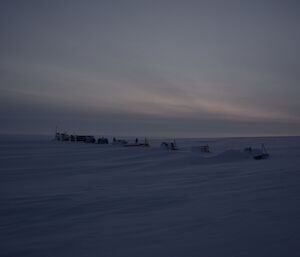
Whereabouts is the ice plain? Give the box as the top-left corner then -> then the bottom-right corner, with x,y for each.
1,135 -> 300,257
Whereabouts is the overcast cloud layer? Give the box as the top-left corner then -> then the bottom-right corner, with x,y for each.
1,0 -> 300,137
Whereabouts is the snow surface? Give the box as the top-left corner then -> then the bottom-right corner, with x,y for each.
1,135 -> 300,257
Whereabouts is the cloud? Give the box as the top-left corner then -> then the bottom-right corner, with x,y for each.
1,0 -> 300,136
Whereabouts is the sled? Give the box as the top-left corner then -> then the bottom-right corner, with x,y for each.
245,144 -> 269,160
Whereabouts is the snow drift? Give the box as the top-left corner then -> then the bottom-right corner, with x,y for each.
1,135 -> 300,257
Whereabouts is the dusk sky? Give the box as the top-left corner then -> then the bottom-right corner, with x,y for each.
1,0 -> 300,137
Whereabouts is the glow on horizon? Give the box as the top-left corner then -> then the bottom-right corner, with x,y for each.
0,1 -> 300,136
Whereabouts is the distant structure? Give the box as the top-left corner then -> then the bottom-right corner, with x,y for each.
124,138 -> 150,147
200,144 -> 210,153
244,144 -> 269,160
54,131 -> 150,147
112,138 -> 128,146
54,129 -> 96,143
54,128 -> 271,162
55,130 -> 70,141
98,137 -> 109,144
161,139 -> 178,150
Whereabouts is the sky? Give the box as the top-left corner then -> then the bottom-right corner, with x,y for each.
0,0 -> 300,137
